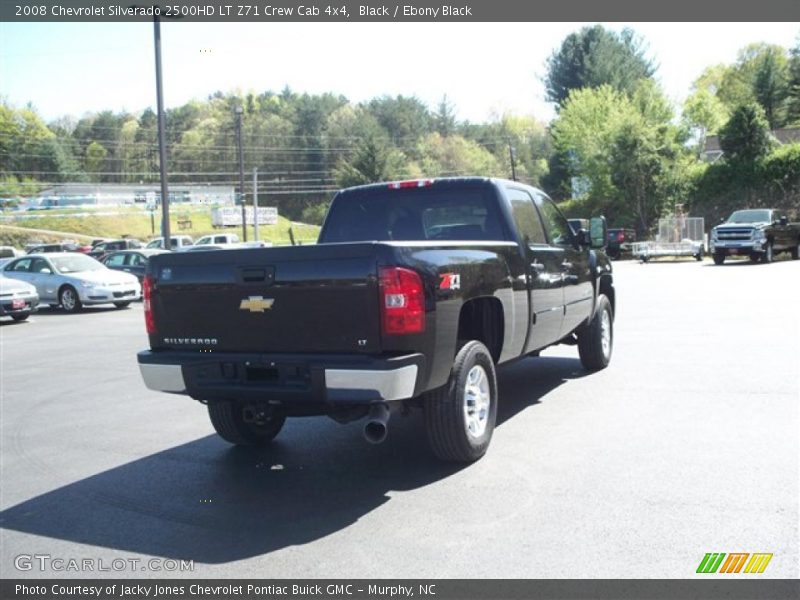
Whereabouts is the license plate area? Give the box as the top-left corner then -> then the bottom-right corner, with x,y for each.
243,362 -> 311,388
11,299 -> 25,309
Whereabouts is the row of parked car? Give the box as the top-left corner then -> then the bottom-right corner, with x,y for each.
0,233 -> 269,321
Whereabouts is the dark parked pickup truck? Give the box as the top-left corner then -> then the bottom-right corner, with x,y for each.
138,178 -> 615,462
710,209 -> 800,264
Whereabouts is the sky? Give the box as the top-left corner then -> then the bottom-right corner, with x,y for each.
0,22 -> 798,125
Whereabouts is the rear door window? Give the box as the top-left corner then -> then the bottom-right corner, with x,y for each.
506,188 -> 547,245
9,258 -> 32,272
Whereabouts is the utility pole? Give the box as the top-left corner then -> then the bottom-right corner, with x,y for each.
153,15 -> 171,248
234,105 -> 247,242
508,139 -> 517,182
252,167 -> 259,241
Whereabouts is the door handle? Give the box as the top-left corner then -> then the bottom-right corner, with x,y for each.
530,262 -> 545,273
561,261 -> 574,270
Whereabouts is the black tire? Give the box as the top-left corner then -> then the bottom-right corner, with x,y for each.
713,253 -> 725,265
11,313 -> 30,321
577,294 -> 613,371
424,340 -> 498,463
113,301 -> 131,309
207,401 -> 286,447
59,285 -> 82,313
790,242 -> 799,260
762,242 -> 774,263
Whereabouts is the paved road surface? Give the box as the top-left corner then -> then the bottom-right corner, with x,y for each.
1,259 -> 798,578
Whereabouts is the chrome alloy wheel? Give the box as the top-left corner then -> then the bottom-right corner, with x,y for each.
61,288 -> 78,311
600,308 -> 612,360
463,365 -> 491,439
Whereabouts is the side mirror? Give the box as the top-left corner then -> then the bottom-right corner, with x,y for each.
779,216 -> 788,226
40,268 -> 51,275
589,216 -> 607,249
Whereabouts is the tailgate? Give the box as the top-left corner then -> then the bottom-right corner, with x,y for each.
148,244 -> 381,354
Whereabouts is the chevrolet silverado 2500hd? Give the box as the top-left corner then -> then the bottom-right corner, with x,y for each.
710,208 -> 800,264
138,178 -> 615,462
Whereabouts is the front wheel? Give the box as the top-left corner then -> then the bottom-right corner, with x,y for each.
713,253 -> 725,265
762,242 -> 774,263
425,341 -> 498,463
59,286 -> 82,313
577,294 -> 613,371
113,301 -> 131,309
11,313 -> 30,321
790,242 -> 799,260
207,401 -> 286,447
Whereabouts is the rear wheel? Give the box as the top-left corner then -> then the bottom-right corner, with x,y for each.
59,286 -> 82,313
713,253 -> 725,265
425,341 -> 498,463
207,401 -> 286,447
577,294 -> 613,371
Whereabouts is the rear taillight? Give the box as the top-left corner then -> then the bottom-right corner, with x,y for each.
143,275 -> 156,334
617,232 -> 625,242
379,267 -> 425,335
388,179 -> 434,189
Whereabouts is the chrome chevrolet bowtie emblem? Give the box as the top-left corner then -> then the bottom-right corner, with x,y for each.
240,296 -> 275,313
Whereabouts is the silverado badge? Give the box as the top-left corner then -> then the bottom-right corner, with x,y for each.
240,296 -> 275,313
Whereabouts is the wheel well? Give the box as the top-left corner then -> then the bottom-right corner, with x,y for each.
58,283 -> 75,298
599,275 -> 615,316
456,297 -> 504,363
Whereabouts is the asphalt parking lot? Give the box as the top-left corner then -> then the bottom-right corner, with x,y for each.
1,258 -> 798,579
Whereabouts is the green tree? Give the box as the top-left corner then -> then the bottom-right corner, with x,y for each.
786,37 -> 800,124
545,25 -> 655,106
366,95 -> 432,142
415,133 -> 502,177
333,137 -> 409,187
84,141 -> 109,180
682,89 -> 730,155
716,44 -> 791,128
552,82 -> 688,234
719,103 -> 775,164
434,95 -> 457,136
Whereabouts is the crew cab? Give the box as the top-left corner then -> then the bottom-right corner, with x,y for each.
710,209 -> 800,264
138,178 -> 615,462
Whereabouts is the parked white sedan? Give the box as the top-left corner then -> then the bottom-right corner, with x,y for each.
2,253 -> 141,312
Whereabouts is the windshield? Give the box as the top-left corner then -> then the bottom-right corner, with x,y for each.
727,210 -> 772,223
50,255 -> 104,274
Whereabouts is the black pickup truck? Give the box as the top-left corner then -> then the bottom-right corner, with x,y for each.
138,178 -> 615,462
710,208 -> 800,264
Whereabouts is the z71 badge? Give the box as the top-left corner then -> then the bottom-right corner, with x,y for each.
439,273 -> 461,290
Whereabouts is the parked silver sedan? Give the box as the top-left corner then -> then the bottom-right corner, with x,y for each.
2,253 -> 141,312
0,275 -> 39,321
